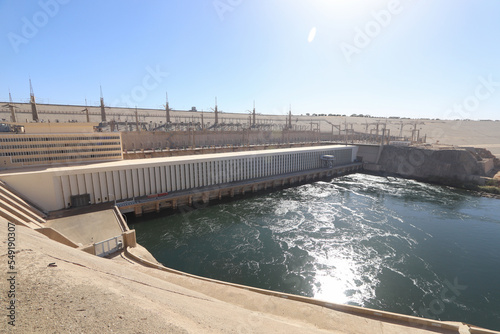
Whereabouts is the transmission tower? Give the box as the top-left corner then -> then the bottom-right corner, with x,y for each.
29,79 -> 39,122
165,92 -> 171,123
214,97 -> 219,125
100,86 -> 107,122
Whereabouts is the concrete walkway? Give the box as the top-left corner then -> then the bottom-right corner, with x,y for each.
46,209 -> 123,246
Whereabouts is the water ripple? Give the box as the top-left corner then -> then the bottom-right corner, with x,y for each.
131,173 -> 500,331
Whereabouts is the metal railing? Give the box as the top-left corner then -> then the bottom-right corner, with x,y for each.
94,235 -> 124,257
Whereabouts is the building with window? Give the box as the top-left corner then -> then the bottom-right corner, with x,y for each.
0,123 -> 122,169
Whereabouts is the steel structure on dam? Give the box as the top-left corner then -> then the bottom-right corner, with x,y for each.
0,145 -> 358,213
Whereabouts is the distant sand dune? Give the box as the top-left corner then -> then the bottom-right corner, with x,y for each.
1,104 -> 499,157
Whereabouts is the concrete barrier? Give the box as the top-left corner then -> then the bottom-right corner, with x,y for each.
124,246 -> 478,333
123,230 -> 136,248
35,227 -> 79,248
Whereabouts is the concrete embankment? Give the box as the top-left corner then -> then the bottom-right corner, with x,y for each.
363,145 -> 499,188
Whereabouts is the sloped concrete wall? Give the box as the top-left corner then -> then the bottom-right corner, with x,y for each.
375,146 -> 484,184
356,144 -> 380,164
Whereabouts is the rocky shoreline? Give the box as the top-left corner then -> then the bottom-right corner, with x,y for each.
476,191 -> 500,200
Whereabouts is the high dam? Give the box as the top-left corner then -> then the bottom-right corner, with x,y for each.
2,142 -> 500,332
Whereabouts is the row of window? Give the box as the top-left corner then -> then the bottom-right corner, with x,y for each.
12,153 -> 122,164
61,149 -> 354,204
1,142 -> 121,150
1,147 -> 121,157
0,135 -> 120,143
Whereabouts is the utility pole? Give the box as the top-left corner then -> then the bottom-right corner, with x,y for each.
135,107 -> 140,132
165,92 -> 171,124
29,79 -> 39,122
83,98 -> 90,123
8,90 -> 16,123
252,101 -> 256,127
344,118 -> 348,145
288,105 -> 292,129
412,121 -> 419,142
214,97 -> 219,125
383,118 -> 387,145
100,86 -> 106,123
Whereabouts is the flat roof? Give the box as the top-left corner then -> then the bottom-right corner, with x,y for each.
0,145 -> 355,176
1,122 -> 100,134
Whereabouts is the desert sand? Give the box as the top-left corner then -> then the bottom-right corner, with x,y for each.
2,103 -> 499,157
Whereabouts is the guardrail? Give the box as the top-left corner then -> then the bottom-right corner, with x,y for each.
94,235 -> 124,257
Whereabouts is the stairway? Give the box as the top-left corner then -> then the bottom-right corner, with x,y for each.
0,180 -> 46,229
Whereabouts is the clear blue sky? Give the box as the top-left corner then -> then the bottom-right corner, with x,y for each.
1,0 -> 500,120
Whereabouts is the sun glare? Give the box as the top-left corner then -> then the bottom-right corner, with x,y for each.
310,0 -> 394,20
308,27 -> 317,43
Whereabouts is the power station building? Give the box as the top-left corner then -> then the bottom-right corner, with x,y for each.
0,145 -> 358,212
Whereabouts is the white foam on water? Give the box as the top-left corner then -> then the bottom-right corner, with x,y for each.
262,175 -> 457,307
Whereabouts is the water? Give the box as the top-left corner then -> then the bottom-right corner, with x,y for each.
130,174 -> 500,331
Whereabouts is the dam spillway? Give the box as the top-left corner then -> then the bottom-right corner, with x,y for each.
0,145 -> 360,214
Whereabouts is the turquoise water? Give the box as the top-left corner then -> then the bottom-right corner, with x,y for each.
130,174 -> 500,331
